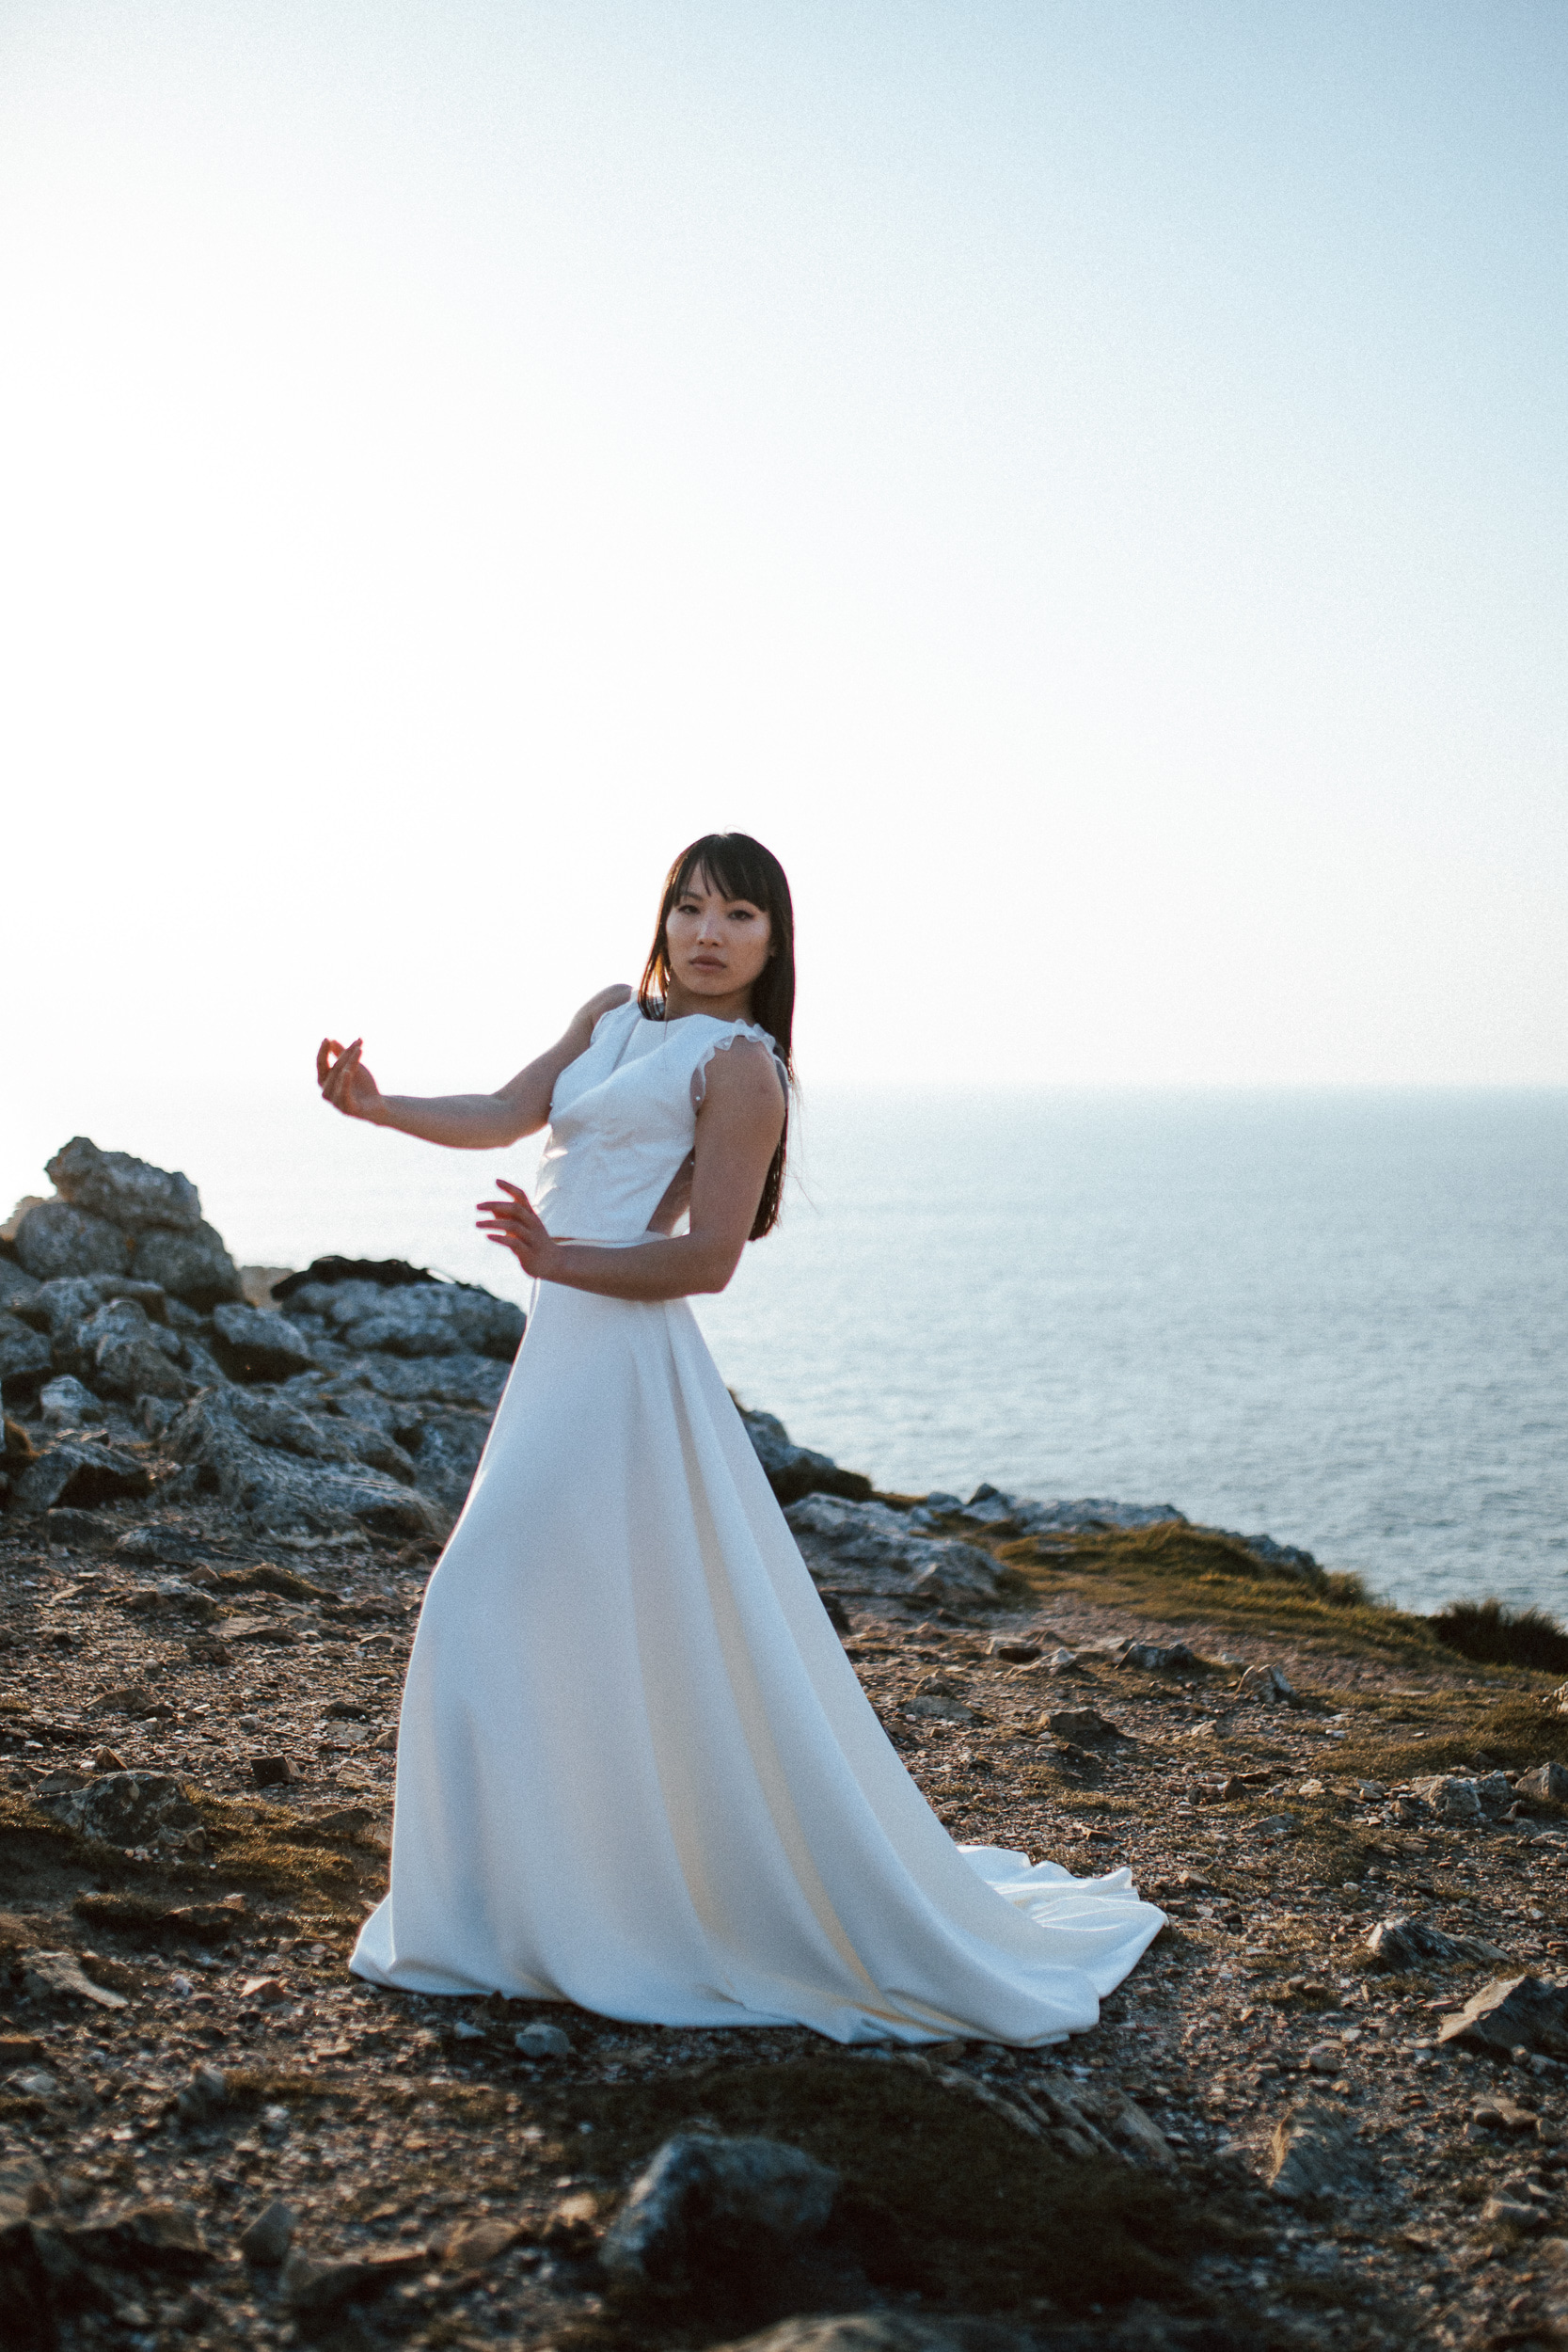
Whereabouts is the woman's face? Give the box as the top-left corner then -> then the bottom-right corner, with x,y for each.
664,867 -> 773,1001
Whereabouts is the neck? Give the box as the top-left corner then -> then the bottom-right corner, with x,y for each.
662,977 -> 755,1026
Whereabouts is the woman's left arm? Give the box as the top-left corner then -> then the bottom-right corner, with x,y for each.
477,1041 -> 785,1302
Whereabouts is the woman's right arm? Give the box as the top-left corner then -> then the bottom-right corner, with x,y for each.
316,984 -> 633,1150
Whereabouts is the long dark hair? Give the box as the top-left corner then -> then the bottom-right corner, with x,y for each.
639,832 -> 795,1239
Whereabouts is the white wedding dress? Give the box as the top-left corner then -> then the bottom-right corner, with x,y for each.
352,1001 -> 1164,2042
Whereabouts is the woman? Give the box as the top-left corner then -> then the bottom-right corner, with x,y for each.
317,832 -> 1162,2043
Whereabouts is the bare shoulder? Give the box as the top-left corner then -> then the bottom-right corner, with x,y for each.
700,1035 -> 788,1126
568,982 -> 635,1043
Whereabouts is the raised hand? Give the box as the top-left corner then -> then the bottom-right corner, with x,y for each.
477,1179 -> 559,1279
317,1037 -> 386,1123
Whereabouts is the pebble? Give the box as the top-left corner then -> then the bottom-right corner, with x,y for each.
1307,2043 -> 1344,2075
515,2022 -> 572,2058
238,2198 -> 296,2265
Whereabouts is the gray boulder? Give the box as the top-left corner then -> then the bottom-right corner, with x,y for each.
283,1278 -> 523,1362
131,1221 -> 244,1309
361,1354 -> 511,1410
0,1312 -> 52,1391
784,1493 -> 1018,1613
46,1136 -> 202,1232
14,1438 -> 153,1513
1410,1773 -> 1483,1820
409,1410 -> 491,1518
601,2134 -> 839,2289
0,1260 -> 41,1312
1518,1762 -> 1568,1803
163,1388 -> 439,1538
209,1302 -> 316,1383
39,1375 -> 106,1431
1436,1974 -> 1568,2058
34,1769 -> 202,1846
15,1200 -> 132,1281
927,1485 -> 1185,1538
79,1298 -> 189,1402
738,1408 -> 872,1504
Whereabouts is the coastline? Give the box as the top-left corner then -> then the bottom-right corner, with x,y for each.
4,1141 -> 1568,2348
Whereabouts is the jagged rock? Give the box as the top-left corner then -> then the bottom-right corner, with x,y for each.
163,1389 -> 440,1538
1437,1975 -> 1568,2058
1116,1640 -> 1202,1674
1364,1916 -> 1508,1970
38,1375 -> 104,1431
77,1299 -> 188,1403
50,2200 -> 211,2271
1518,1762 -> 1568,1803
45,1138 -> 202,1233
934,1486 -> 1185,1538
709,2318 -> 1038,2352
130,1221 -> 243,1309
238,2198 -> 295,2264
408,1410 -> 491,1518
281,1277 -> 523,1361
279,2244 -> 426,2312
600,2134 -> 839,2288
360,1354 -> 510,1410
13,1439 -> 152,1514
784,1494 -> 1017,1613
20,1951 -> 129,2010
208,1302 -> 316,1384
515,2022 -> 572,2058
1266,2100 -> 1355,2200
34,1769 -> 202,1849
0,1261 -> 42,1313
14,1200 -> 132,1281
738,1409 -> 873,1504
114,1525 -> 214,1567
1044,1708 -> 1123,1744
273,1255 -> 440,1296
174,2065 -> 229,2124
0,1314 -> 52,1391
1411,1774 -> 1483,1820
1236,1663 -> 1295,1701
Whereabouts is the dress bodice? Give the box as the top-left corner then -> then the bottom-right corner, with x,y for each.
532,999 -> 781,1242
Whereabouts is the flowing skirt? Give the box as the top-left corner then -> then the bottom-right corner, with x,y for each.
351,1280 -> 1164,2043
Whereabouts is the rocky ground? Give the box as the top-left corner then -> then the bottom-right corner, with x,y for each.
4,1142 -> 1568,2352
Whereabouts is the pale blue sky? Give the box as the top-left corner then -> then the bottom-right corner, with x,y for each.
3,2 -> 1564,1204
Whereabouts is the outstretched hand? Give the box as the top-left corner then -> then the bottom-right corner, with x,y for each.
477,1179 -> 561,1279
317,1037 -> 385,1123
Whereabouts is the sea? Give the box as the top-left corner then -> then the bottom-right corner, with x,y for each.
10,1088 -> 1566,1622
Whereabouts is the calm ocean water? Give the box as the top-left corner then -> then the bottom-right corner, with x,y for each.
13,1088 -> 1565,1619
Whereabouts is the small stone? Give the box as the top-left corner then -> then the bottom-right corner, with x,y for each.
600,2134 -> 839,2286
21,1951 -> 129,2010
989,1639 -> 1042,1663
239,1977 -> 288,2005
515,2022 -> 571,2058
250,1755 -> 295,1788
280,2244 -> 425,2312
92,1747 -> 127,1772
1411,1773 -> 1483,1820
1518,1762 -> 1568,1803
1237,1662 -> 1294,1701
442,2216 -> 519,2270
1437,1975 -> 1568,2059
1307,2042 -> 1343,2075
1043,1707 -> 1121,1744
1481,2194 -> 1544,2232
238,2198 -> 295,2265
1365,1916 -> 1509,1971
1267,2100 -> 1354,2200
175,2066 -> 229,2125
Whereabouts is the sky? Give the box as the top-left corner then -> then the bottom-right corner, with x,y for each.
4,0 -> 1566,1215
